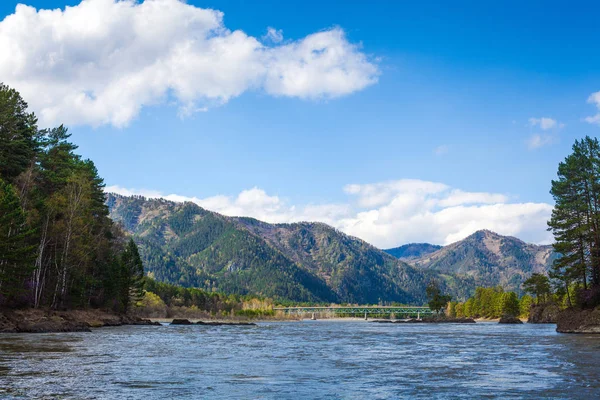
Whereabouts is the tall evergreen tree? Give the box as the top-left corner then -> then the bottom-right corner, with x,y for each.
548,137 -> 600,307
0,179 -> 36,302
120,239 -> 145,312
522,273 -> 552,305
0,83 -> 40,183
0,83 -> 146,312
426,280 -> 451,313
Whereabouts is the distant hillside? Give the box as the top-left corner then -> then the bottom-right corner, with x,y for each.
106,194 -> 470,304
384,243 -> 443,261
406,230 -> 556,294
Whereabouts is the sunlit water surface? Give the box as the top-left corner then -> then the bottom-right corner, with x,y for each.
1,321 -> 599,399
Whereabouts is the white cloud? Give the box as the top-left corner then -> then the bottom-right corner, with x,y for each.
436,190 -> 508,207
527,133 -> 556,150
0,0 -> 379,127
433,145 -> 449,156
585,91 -> 600,126
263,27 -> 283,44
343,179 -> 448,208
528,117 -> 563,130
106,178 -> 553,248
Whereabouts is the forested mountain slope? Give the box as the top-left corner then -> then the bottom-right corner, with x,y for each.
384,243 -> 443,261
107,194 -> 471,304
405,230 -> 556,294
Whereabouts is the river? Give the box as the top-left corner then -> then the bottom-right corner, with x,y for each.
0,321 -> 599,399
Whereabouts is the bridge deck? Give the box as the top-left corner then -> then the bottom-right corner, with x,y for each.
274,306 -> 434,315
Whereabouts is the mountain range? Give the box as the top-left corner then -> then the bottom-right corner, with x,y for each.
107,194 -> 554,303
386,230 -> 556,294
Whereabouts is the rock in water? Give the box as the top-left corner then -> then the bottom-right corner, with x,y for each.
170,319 -> 192,325
556,308 -> 600,333
528,303 -> 560,323
499,315 -> 523,324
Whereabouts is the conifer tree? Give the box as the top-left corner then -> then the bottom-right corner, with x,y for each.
0,179 -> 36,302
120,239 -> 145,312
548,137 -> 600,302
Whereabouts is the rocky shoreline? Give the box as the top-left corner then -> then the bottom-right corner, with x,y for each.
528,303 -> 560,324
498,315 -> 523,324
371,317 -> 476,324
0,308 -> 160,333
556,307 -> 600,333
170,318 -> 256,326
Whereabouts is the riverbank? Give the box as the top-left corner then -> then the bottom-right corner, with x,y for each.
372,317 -> 476,324
556,307 -> 600,333
0,308 -> 159,333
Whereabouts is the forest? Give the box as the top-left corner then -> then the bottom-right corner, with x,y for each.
0,83 -> 144,312
548,136 -> 600,309
136,278 -> 275,318
448,286 -> 533,319
3,78 -> 600,318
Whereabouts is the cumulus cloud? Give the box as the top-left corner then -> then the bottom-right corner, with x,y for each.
0,0 -> 379,127
263,27 -> 283,44
106,179 -> 553,248
528,117 -> 563,130
527,134 -> 556,150
585,91 -> 600,126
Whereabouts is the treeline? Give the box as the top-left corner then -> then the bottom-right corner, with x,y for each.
136,278 -> 275,318
447,287 -> 532,319
548,137 -> 600,309
0,83 -> 143,312
447,272 -> 572,319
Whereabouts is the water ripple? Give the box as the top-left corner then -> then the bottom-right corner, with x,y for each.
0,322 -> 599,398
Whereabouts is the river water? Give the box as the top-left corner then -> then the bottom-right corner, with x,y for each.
0,321 -> 599,399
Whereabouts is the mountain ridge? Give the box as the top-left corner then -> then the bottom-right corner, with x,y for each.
107,193 -> 552,302
397,229 -> 556,294
384,243 -> 443,261
106,193 -> 456,304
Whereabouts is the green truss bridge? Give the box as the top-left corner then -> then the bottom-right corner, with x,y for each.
273,306 -> 434,319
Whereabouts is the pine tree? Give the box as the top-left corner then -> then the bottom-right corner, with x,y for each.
522,273 -> 551,305
0,83 -> 40,183
548,137 -> 600,307
0,179 -> 36,303
426,280 -> 451,313
120,239 -> 145,312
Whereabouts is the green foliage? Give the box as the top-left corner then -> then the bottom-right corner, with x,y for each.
519,295 -> 534,318
108,194 -> 458,305
501,292 -> 520,317
384,243 -> 442,260
0,83 -> 142,311
404,230 -> 554,295
426,280 -> 452,313
454,286 -> 526,319
0,178 -> 36,302
142,277 -> 273,317
0,83 -> 40,182
547,136 -> 600,308
522,273 -> 552,305
447,301 -> 457,318
118,239 -> 145,311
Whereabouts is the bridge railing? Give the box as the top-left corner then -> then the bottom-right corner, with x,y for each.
273,306 -> 435,317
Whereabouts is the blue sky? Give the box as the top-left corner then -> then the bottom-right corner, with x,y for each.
1,0 -> 599,247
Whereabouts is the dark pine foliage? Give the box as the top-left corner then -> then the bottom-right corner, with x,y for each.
549,137 -> 600,308
0,83 -> 143,311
